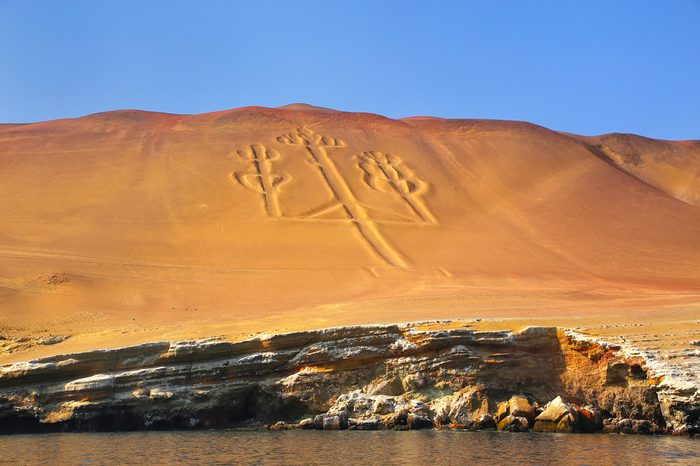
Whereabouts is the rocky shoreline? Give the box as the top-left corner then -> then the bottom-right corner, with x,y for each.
0,323 -> 697,436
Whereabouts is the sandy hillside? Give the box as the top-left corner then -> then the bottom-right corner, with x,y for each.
0,103 -> 699,362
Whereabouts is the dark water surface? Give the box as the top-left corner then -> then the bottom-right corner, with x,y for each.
1,430 -> 698,465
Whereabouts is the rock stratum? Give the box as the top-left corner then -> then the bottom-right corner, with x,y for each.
0,322 -> 697,435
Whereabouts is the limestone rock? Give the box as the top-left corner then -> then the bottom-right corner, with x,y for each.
269,421 -> 288,430
298,417 -> 314,429
382,409 -> 409,429
497,415 -> 529,432
495,401 -> 509,423
373,397 -> 396,415
671,424 -> 698,437
0,322 -> 693,435
495,395 -> 535,424
508,395 -> 536,422
533,396 -> 579,433
578,405 -> 603,433
475,413 -> 496,430
434,387 -> 491,428
322,415 -> 343,430
348,417 -> 379,430
407,413 -> 433,429
603,418 -> 666,435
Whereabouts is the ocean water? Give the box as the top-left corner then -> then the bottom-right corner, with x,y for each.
0,430 -> 697,465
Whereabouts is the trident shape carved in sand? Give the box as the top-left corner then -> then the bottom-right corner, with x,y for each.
234,145 -> 288,219
277,127 -> 408,268
231,127 -> 437,268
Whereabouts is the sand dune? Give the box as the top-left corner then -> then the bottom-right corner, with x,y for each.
0,104 -> 699,361
573,132 -> 700,207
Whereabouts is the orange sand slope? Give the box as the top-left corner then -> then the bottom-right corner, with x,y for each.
0,104 -> 699,362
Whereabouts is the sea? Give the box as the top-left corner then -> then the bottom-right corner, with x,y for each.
0,430 -> 697,465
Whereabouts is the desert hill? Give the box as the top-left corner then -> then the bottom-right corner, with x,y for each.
0,104 -> 699,361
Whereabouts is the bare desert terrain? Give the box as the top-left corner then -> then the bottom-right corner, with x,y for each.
1,104 -> 698,364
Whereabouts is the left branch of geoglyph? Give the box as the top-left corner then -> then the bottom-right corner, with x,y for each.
233,144 -> 287,219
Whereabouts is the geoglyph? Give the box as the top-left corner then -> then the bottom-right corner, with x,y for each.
232,127 -> 436,268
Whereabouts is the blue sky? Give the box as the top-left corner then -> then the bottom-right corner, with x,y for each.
0,0 -> 698,139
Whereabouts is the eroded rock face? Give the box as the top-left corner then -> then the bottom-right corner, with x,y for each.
0,323 -> 697,435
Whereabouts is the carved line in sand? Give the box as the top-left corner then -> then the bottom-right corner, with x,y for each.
356,151 -> 437,224
232,145 -> 289,219
231,127 -> 437,268
277,127 -> 407,268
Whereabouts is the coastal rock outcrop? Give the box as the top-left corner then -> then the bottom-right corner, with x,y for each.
0,323 -> 697,435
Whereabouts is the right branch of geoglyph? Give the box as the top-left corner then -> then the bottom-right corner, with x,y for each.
356,151 -> 436,224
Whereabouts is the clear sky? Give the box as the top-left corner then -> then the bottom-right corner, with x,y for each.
0,0 -> 698,139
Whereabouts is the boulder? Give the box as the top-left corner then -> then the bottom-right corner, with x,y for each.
509,395 -> 536,422
671,424 -> 697,436
495,395 -> 535,423
605,418 -> 635,434
269,421 -> 287,430
348,417 -> 379,430
322,415 -> 343,430
313,412 -> 348,430
434,387 -> 491,428
382,409 -> 409,429
373,397 -> 396,415
603,418 -> 661,435
533,396 -> 579,433
497,415 -> 529,432
409,399 -> 432,418
578,406 -> 603,432
407,413 -> 434,429
495,401 -> 509,423
298,417 -> 314,429
475,413 -> 496,430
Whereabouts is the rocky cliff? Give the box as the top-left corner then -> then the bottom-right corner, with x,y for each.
0,322 -> 697,435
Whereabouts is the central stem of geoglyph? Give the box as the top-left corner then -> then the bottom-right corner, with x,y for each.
278,127 -> 407,268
